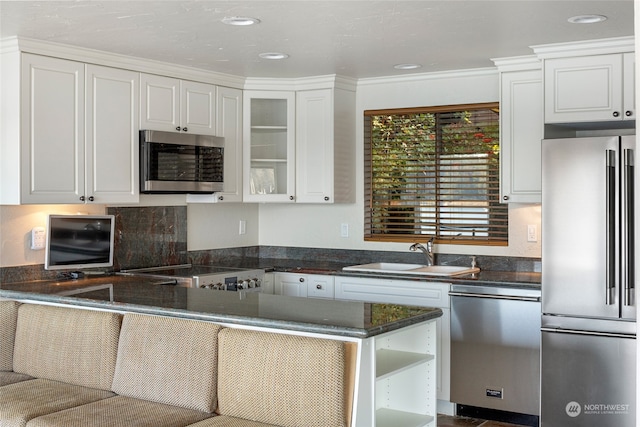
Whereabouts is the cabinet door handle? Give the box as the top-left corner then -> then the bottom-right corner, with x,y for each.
79,196 -> 85,202
613,111 -> 620,118
289,195 -> 294,201
316,284 -> 322,289
88,196 -> 94,202
175,126 -> 181,131
299,278 -> 305,283
324,196 -> 329,201
218,195 -> 224,201
182,127 -> 188,132
503,195 -> 509,201
626,110 -> 633,117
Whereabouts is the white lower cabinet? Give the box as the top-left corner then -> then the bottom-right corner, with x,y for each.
274,272 -> 307,297
306,274 -> 335,299
273,272 -> 335,299
260,272 -> 274,294
335,276 -> 451,406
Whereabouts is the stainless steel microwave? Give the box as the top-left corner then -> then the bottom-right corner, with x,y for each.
140,130 -> 224,194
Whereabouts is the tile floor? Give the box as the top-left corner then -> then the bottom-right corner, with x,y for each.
437,414 -> 529,427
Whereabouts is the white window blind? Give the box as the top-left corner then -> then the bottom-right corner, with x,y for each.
364,103 -> 507,245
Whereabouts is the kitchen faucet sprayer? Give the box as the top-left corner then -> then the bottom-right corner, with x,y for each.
409,237 -> 435,266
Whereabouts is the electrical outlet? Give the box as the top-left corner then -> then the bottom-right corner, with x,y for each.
527,224 -> 537,242
31,226 -> 46,250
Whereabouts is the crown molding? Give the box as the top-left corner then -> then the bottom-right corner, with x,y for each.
0,36 -> 246,89
356,67 -> 497,87
243,74 -> 357,91
531,36 -> 634,59
491,55 -> 541,72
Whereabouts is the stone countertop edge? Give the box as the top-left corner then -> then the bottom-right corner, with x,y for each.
0,288 -> 442,339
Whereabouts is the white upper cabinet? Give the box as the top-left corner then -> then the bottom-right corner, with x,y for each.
187,86 -> 243,203
140,74 -> 216,135
243,79 -> 356,204
622,52 -> 635,119
0,54 -> 139,204
86,64 -> 139,204
213,86 -> 243,202
243,90 -> 296,202
296,87 -> 356,203
20,54 -> 86,204
495,58 -> 543,204
543,52 -> 634,124
181,80 -> 217,135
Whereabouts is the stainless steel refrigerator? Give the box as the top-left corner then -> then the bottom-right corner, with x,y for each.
541,136 -> 636,426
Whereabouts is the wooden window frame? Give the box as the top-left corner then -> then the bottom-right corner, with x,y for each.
364,102 -> 507,246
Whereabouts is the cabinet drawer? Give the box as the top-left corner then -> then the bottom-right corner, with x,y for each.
335,276 -> 450,308
307,275 -> 335,299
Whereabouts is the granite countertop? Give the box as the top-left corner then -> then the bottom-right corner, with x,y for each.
210,258 -> 542,290
0,275 -> 442,339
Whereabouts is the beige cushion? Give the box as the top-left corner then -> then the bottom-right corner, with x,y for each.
1,300 -> 20,371
13,304 -> 122,390
111,313 -> 222,413
0,378 -> 115,427
217,328 -> 347,427
187,415 -> 279,427
25,395 -> 213,427
0,371 -> 33,386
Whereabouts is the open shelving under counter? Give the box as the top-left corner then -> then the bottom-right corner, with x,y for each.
359,320 -> 438,427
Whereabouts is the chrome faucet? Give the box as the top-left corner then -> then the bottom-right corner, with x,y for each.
409,237 -> 435,266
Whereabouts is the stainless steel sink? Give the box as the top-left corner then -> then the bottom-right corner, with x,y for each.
342,262 -> 479,276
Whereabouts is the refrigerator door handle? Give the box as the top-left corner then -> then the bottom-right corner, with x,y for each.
623,148 -> 635,307
541,326 -> 636,340
606,150 -> 617,305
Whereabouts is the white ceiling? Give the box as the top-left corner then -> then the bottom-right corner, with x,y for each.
0,1 -> 634,79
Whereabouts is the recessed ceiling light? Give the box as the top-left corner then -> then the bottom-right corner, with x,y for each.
259,52 -> 289,60
221,16 -> 260,26
567,14 -> 607,24
394,63 -> 422,70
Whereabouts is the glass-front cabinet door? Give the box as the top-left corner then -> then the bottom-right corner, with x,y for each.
243,91 -> 295,202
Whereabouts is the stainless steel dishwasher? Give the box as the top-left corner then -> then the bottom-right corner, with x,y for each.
449,284 -> 541,425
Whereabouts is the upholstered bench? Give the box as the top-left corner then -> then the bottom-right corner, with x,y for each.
1,302 -> 354,427
186,328 -> 354,427
0,300 -> 32,386
20,312 -> 221,427
0,303 -> 122,427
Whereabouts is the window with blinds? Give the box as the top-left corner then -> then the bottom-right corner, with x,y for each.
364,103 -> 507,245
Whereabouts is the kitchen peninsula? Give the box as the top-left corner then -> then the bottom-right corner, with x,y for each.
0,276 -> 443,427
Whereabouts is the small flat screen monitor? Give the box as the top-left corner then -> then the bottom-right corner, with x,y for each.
44,214 -> 115,271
